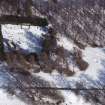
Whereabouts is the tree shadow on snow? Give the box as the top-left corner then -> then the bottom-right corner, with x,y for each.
0,64 -> 64,105
3,28 -> 44,54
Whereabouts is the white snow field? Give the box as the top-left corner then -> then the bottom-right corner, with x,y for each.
0,24 -> 105,105
0,89 -> 27,105
2,24 -> 46,53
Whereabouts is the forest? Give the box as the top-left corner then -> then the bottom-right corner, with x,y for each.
0,0 -> 105,105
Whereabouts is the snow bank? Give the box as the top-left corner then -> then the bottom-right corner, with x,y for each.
82,47 -> 105,80
62,91 -> 91,105
57,35 -> 74,51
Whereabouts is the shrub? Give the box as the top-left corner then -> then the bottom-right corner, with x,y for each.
73,47 -> 89,71
75,41 -> 86,49
76,58 -> 89,71
63,69 -> 75,76
42,27 -> 57,54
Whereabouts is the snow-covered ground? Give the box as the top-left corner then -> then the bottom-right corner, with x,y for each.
37,35 -> 105,85
0,62 -> 28,105
1,24 -> 105,105
0,89 -> 27,105
2,24 -> 46,53
36,36 -> 105,104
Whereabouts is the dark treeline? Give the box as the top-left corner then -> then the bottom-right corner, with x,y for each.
32,0 -> 105,47
0,0 -> 33,16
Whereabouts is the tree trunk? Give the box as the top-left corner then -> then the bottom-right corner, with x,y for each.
0,25 -> 4,60
25,0 -> 33,17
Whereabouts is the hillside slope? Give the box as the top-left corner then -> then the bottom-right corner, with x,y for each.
0,24 -> 105,105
